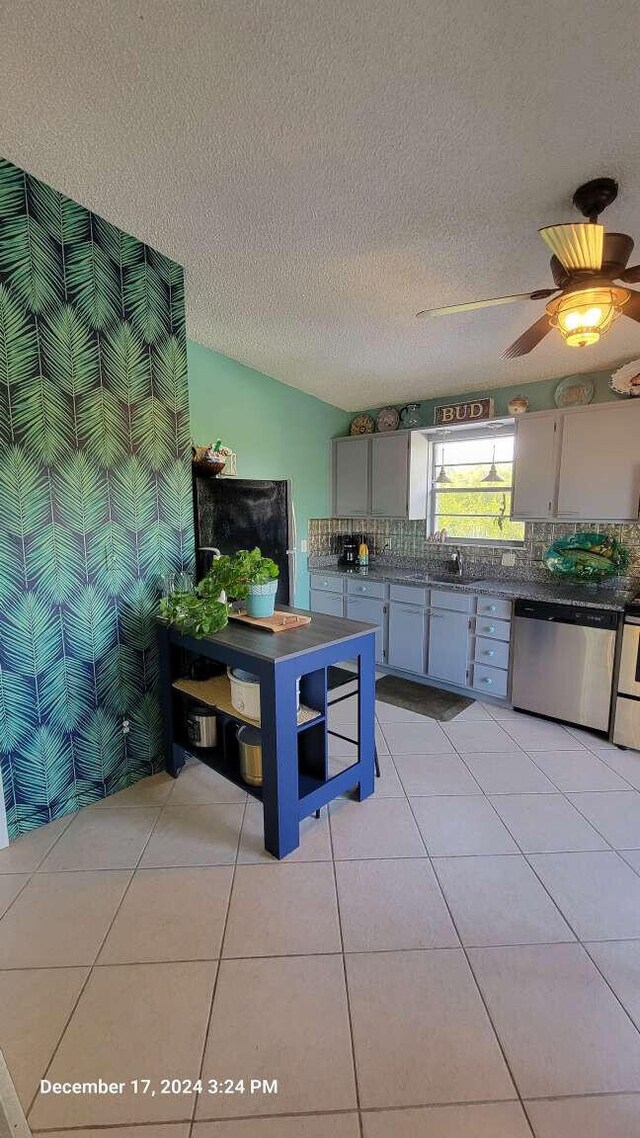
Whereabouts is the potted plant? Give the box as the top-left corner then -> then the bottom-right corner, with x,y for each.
158,548 -> 280,636
224,548 -> 280,618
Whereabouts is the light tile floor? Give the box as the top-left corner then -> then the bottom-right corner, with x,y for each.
2,700 -> 640,1136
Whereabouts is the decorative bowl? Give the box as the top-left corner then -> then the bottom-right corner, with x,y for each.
544,532 -> 629,582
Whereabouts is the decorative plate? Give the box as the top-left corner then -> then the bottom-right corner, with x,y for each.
610,359 -> 640,397
507,395 -> 530,415
349,413 -> 375,435
544,532 -> 630,582
375,406 -> 400,432
554,376 -> 595,408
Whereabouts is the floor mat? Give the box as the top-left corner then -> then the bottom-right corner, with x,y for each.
327,665 -> 357,691
375,674 -> 473,721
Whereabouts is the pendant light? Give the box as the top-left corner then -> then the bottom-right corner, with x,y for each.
482,441 -> 504,483
434,431 -> 452,484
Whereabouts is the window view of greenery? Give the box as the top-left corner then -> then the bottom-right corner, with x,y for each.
431,434 -> 525,543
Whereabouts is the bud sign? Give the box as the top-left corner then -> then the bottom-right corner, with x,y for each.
434,398 -> 494,425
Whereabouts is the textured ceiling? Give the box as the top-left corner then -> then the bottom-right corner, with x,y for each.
2,0 -> 640,410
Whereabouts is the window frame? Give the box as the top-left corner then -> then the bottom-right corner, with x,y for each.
426,422 -> 525,547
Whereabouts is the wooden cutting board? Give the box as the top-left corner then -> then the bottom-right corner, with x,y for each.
228,609 -> 312,633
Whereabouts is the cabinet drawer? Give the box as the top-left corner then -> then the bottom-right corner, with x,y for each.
346,578 -> 387,600
474,636 -> 510,671
476,596 -> 512,621
474,616 -> 511,641
310,574 -> 344,594
390,583 -> 428,606
472,663 -> 509,699
430,588 -> 473,613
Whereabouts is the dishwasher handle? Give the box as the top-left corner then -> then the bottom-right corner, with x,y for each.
514,598 -> 619,630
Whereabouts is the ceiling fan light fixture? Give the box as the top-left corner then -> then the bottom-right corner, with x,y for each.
546,285 -> 630,348
539,223 -> 604,271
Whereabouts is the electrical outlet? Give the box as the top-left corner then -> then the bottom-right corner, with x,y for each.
501,552 -> 516,567
300,539 -> 308,553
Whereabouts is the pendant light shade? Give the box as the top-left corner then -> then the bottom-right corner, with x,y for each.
481,443 -> 504,483
435,463 -> 452,484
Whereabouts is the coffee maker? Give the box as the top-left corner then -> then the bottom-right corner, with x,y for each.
338,534 -> 358,570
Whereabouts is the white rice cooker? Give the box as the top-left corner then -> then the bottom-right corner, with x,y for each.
227,668 -> 300,724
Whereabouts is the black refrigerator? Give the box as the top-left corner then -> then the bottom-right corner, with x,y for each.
193,477 -> 295,606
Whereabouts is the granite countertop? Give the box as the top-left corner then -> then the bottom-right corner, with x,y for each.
310,564 -> 632,612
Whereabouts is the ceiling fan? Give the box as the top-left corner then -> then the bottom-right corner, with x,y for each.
416,178 -> 640,359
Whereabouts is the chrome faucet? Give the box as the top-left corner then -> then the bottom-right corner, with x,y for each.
449,548 -> 463,578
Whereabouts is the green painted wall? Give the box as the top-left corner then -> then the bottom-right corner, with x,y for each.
187,341 -> 350,605
364,368 -> 621,426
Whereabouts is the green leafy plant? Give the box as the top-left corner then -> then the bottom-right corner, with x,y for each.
158,590 -> 228,638
224,547 -> 279,596
158,548 -> 279,637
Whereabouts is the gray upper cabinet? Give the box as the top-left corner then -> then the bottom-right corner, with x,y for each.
511,412 -> 560,520
333,436 -> 369,516
332,432 -> 428,519
511,401 -> 640,522
556,402 -> 640,521
371,434 -> 411,517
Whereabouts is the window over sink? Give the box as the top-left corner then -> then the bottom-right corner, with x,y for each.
428,426 -> 525,544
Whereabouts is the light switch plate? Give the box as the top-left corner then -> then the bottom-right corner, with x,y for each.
300,539 -> 308,553
501,552 -> 516,567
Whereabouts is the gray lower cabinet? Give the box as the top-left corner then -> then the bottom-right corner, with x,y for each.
427,608 -> 470,687
345,595 -> 386,664
309,589 -> 344,618
388,602 -> 426,674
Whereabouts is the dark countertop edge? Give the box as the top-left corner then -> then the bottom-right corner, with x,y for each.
308,567 -> 630,612
157,610 -> 378,663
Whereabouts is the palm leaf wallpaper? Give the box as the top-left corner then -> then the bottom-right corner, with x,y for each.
0,157 -> 193,840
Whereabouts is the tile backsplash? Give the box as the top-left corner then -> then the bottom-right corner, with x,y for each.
308,517 -> 640,588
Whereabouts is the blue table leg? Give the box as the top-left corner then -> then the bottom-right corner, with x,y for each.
260,662 -> 300,858
357,638 -> 376,801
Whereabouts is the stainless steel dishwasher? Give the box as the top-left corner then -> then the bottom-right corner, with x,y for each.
512,599 -> 619,732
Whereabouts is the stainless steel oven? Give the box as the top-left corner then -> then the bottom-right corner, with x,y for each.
613,606 -> 640,750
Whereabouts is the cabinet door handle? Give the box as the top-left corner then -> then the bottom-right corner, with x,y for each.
487,605 -> 497,613
430,613 -> 444,619
481,676 -> 493,685
484,649 -> 495,657
486,625 -> 496,633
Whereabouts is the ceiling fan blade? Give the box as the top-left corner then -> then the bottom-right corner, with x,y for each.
539,223 -> 604,271
619,265 -> 640,284
622,289 -> 640,322
503,314 -> 552,359
416,289 -> 556,319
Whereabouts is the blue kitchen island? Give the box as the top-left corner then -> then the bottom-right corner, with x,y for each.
158,608 -> 376,858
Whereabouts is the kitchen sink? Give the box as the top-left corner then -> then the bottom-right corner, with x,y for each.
427,576 -> 479,586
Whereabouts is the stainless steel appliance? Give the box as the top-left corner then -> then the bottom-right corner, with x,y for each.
186,704 -> 218,748
613,595 -> 640,749
512,599 -> 618,732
